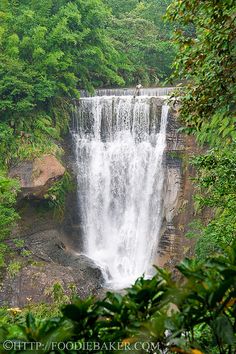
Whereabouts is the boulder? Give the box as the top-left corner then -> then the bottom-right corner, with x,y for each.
9,155 -> 65,198
0,261 -> 104,307
22,229 -> 104,290
0,228 -> 104,307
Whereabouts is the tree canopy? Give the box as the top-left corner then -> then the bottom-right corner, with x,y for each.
167,0 -> 236,258
105,0 -> 176,85
0,0 -> 128,170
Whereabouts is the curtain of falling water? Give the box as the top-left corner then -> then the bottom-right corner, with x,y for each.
72,95 -> 169,289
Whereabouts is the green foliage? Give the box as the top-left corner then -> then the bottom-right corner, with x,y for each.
12,238 -> 25,248
190,148 -> 236,260
105,0 -> 176,85
44,282 -> 72,305
7,261 -> 22,278
44,172 -> 74,218
20,249 -> 31,258
0,173 -> 19,273
0,243 -> 8,268
0,173 -> 19,241
166,0 -> 236,144
0,0 -> 126,167
0,0 -> 124,100
167,0 -> 236,259
0,244 -> 236,353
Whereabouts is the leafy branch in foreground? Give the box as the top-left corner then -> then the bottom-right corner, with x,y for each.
0,243 -> 235,353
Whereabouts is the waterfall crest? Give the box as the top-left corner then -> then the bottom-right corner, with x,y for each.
72,94 -> 169,289
80,87 -> 174,97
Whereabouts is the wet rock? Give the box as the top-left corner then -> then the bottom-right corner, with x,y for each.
164,165 -> 182,223
22,229 -> 104,288
1,224 -> 104,307
0,260 -> 103,307
157,131 -> 202,268
9,155 -> 65,199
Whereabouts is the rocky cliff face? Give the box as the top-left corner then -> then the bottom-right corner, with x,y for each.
9,155 -> 65,199
157,102 -> 200,268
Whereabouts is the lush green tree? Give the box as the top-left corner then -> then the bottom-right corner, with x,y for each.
0,173 -> 19,269
0,174 -> 19,241
167,0 -> 236,142
0,0 -> 125,166
104,0 -> 139,15
189,148 -> 236,260
105,0 -> 176,85
166,0 -> 236,258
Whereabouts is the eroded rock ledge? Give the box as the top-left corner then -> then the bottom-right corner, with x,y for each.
0,228 -> 104,307
9,154 -> 65,199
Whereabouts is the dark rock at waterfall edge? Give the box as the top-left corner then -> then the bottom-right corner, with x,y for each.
0,227 -> 104,307
0,264 -> 104,307
22,228 -> 104,288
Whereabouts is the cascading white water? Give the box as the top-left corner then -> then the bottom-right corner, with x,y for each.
80,87 -> 174,97
72,93 -> 169,289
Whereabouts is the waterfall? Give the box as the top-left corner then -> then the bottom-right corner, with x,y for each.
72,93 -> 169,289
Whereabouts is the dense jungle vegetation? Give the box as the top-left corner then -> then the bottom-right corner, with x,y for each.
0,0 -> 236,353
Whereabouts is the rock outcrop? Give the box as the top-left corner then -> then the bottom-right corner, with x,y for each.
157,101 -> 201,268
9,154 -> 65,199
0,226 -> 104,307
0,258 -> 103,307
